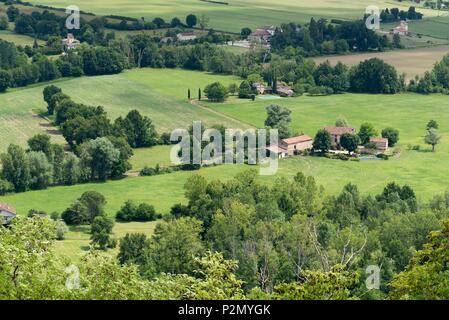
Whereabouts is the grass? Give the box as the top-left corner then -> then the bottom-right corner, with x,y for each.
3,92 -> 449,215
0,68 -> 245,152
53,221 -> 157,262
313,44 -> 449,82
128,145 -> 175,174
25,0 -> 438,32
3,68 -> 449,260
0,29 -> 44,46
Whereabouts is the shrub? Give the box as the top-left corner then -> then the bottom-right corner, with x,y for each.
116,200 -> 161,222
55,221 -> 69,240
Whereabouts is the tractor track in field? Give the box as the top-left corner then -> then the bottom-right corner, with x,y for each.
188,99 -> 256,129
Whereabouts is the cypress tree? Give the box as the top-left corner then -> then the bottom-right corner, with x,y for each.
198,88 -> 202,101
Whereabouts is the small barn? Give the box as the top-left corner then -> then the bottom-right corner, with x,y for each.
0,203 -> 17,225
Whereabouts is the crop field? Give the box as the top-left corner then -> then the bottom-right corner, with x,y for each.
313,45 -> 449,82
26,0 -> 438,32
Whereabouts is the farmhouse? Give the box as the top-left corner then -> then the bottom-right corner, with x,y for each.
61,33 -> 80,50
177,32 -> 197,41
248,25 -> 276,44
266,144 -> 288,159
277,85 -> 294,97
0,203 -> 16,225
370,137 -> 389,151
252,82 -> 272,95
325,126 -> 356,147
393,21 -> 409,36
281,135 -> 313,155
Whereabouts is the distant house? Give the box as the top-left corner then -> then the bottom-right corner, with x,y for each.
61,33 -> 80,50
160,36 -> 174,44
266,144 -> 288,159
280,135 -> 313,155
177,32 -> 197,41
0,203 -> 16,225
370,137 -> 389,151
277,85 -> 294,97
248,25 -> 276,44
325,126 -> 356,147
393,21 -> 409,36
252,82 -> 272,95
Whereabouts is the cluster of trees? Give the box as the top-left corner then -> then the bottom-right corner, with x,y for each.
3,171 -> 449,299
270,19 -> 393,56
409,53 -> 449,94
8,5 -> 115,46
0,85 -> 167,194
112,170 -> 446,298
312,122 -> 400,154
379,7 -> 424,23
104,13 -> 199,31
45,86 -> 159,150
116,200 -> 161,222
0,38 -> 126,92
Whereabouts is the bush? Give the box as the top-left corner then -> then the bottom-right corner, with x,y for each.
204,82 -> 228,102
55,221 -> 69,240
0,179 -> 14,195
116,200 -> 161,222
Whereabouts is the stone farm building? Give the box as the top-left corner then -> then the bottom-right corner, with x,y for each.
325,126 -> 356,147
177,32 -> 197,41
393,21 -> 409,36
280,135 -> 313,155
266,144 -> 288,159
248,25 -> 276,44
61,33 -> 80,50
0,203 -> 16,225
370,137 -> 389,151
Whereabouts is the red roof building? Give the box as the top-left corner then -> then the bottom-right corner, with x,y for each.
324,126 -> 356,147
281,135 -> 313,155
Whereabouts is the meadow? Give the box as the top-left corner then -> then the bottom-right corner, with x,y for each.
26,0 -> 437,32
3,68 -> 449,261
0,69 -> 246,152
3,89 -> 449,215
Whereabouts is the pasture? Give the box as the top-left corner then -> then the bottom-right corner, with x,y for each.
0,69 -> 245,152
3,91 -> 449,216
313,45 -> 449,82
25,0 -> 438,32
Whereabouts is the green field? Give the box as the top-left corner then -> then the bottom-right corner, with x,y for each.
3,83 -> 449,216
53,221 -> 157,262
26,0 -> 438,32
0,69 -> 245,152
0,29 -> 44,46
2,68 -> 449,262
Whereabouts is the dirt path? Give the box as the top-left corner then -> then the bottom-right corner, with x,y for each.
188,99 -> 256,129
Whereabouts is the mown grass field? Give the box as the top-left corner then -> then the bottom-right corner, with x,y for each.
313,45 -> 449,82
0,29 -> 44,46
26,0 -> 438,32
0,69 -> 245,152
53,221 -> 157,262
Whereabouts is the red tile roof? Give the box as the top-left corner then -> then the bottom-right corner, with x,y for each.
0,203 -> 16,215
282,135 -> 312,145
266,145 -> 288,154
325,126 -> 356,135
370,137 -> 388,143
